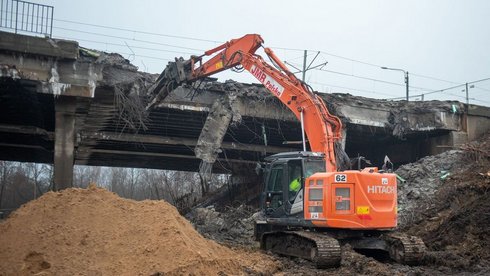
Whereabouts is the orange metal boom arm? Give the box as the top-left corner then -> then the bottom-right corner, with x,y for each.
184,34 -> 342,171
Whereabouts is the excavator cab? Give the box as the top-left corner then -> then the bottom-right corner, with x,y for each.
261,152 -> 325,219
260,151 -> 400,228
257,151 -> 426,268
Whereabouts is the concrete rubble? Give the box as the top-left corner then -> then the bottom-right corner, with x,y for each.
186,204 -> 258,247
395,149 -> 468,227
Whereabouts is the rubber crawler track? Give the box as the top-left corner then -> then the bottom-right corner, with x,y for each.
262,231 -> 341,268
384,232 -> 427,265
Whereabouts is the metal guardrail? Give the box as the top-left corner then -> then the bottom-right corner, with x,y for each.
0,0 -> 53,37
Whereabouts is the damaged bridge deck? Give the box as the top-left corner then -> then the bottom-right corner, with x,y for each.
1,31 -> 490,189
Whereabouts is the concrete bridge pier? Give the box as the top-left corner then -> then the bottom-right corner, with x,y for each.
53,97 -> 76,190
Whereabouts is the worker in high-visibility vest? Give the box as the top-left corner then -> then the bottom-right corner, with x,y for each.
289,167 -> 316,201
289,177 -> 301,193
289,169 -> 301,203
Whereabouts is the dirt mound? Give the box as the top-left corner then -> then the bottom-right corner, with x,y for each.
0,186 -> 278,275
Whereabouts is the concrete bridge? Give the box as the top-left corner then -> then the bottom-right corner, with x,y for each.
1,31 -> 490,190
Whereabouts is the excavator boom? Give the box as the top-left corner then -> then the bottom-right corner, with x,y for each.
148,34 -> 342,171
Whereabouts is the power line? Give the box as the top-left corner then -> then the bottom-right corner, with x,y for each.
273,47 -> 469,88
474,86 -> 490,93
57,36 -> 196,56
423,77 -> 490,96
407,72 -> 490,95
315,68 -> 433,92
387,77 -> 490,104
310,81 -> 398,97
54,18 -> 222,44
50,18 -> 489,105
320,51 -> 383,68
409,72 -> 459,84
53,17 -> 483,94
53,26 -> 205,52
284,55 -> 434,92
53,17 -> 482,96
114,52 -> 173,62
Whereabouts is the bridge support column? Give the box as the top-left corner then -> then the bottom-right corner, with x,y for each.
53,97 -> 76,191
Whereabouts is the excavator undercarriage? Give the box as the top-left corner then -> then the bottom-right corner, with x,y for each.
257,226 -> 426,268
261,231 -> 342,268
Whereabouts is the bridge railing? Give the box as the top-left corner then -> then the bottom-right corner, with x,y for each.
0,0 -> 53,37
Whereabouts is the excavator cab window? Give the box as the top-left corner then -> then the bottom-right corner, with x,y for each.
287,160 -> 303,202
265,164 -> 285,212
303,159 -> 325,178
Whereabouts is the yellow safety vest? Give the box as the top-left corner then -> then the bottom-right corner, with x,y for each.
289,178 -> 300,192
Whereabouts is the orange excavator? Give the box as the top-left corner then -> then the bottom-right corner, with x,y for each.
148,34 -> 426,267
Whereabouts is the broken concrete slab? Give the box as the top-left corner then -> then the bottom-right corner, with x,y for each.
0,31 -> 79,59
322,93 -> 465,138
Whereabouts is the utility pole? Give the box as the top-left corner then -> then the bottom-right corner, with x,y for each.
405,71 -> 409,101
465,82 -> 469,107
284,50 -> 326,83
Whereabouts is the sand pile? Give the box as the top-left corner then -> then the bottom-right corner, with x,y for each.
0,186 -> 277,275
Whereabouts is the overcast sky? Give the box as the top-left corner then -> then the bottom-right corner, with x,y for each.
25,1 -> 490,106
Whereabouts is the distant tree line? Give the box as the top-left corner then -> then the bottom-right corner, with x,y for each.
0,161 -> 227,216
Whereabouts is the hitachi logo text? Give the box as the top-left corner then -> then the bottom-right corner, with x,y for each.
367,186 -> 395,194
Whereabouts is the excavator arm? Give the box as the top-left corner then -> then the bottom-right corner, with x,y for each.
148,34 -> 343,171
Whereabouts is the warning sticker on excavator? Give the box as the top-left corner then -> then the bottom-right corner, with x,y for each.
357,206 -> 370,214
215,61 -> 223,69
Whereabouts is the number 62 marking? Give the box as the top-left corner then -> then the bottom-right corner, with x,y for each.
335,174 -> 347,182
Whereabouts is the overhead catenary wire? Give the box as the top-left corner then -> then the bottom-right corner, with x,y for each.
274,46 -> 473,88
315,68 -> 433,92
387,77 -> 490,104
54,18 -> 480,92
53,26 -> 205,52
409,73 -> 490,94
54,18 -> 222,44
310,81 -> 398,98
52,16 -> 484,95
57,36 -> 197,56
46,18 -> 490,105
284,59 -> 428,93
419,77 -> 490,96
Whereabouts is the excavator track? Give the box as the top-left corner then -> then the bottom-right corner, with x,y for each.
384,232 -> 426,265
261,231 -> 341,268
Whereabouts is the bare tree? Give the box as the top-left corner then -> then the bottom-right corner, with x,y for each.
0,160 -> 229,214
23,163 -> 52,198
74,165 -> 102,188
0,161 -> 15,209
